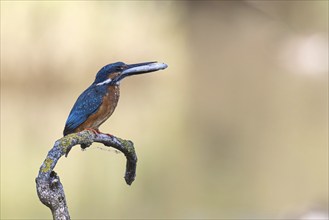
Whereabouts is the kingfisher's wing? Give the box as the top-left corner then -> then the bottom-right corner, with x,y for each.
63,85 -> 105,136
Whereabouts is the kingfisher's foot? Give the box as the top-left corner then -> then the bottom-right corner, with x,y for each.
84,128 -> 100,134
84,128 -> 112,137
99,132 -> 113,137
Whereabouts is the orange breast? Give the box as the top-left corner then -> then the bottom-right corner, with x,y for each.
74,85 -> 120,132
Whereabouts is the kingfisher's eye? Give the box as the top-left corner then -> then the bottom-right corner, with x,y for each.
116,66 -> 124,71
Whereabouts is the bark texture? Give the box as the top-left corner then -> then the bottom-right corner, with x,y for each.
35,130 -> 137,220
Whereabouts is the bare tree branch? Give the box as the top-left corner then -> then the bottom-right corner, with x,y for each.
35,130 -> 137,220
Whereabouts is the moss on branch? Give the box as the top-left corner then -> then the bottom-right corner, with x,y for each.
36,130 -> 138,220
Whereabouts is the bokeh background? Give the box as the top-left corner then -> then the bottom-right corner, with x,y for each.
1,1 -> 328,219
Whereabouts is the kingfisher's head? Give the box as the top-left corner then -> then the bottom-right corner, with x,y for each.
93,61 -> 168,86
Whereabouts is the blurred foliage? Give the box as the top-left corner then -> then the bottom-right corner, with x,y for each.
1,1 -> 328,219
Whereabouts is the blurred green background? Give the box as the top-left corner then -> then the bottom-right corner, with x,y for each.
1,1 -> 328,219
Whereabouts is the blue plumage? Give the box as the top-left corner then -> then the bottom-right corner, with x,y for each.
63,85 -> 107,136
63,61 -> 167,136
94,62 -> 125,84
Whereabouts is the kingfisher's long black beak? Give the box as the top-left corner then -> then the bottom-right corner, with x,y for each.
113,61 -> 168,83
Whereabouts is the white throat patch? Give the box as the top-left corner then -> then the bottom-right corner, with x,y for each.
96,78 -> 112,86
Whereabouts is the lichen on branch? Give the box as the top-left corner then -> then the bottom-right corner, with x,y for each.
35,130 -> 138,220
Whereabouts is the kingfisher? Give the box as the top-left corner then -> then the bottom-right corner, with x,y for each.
63,61 -> 168,136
